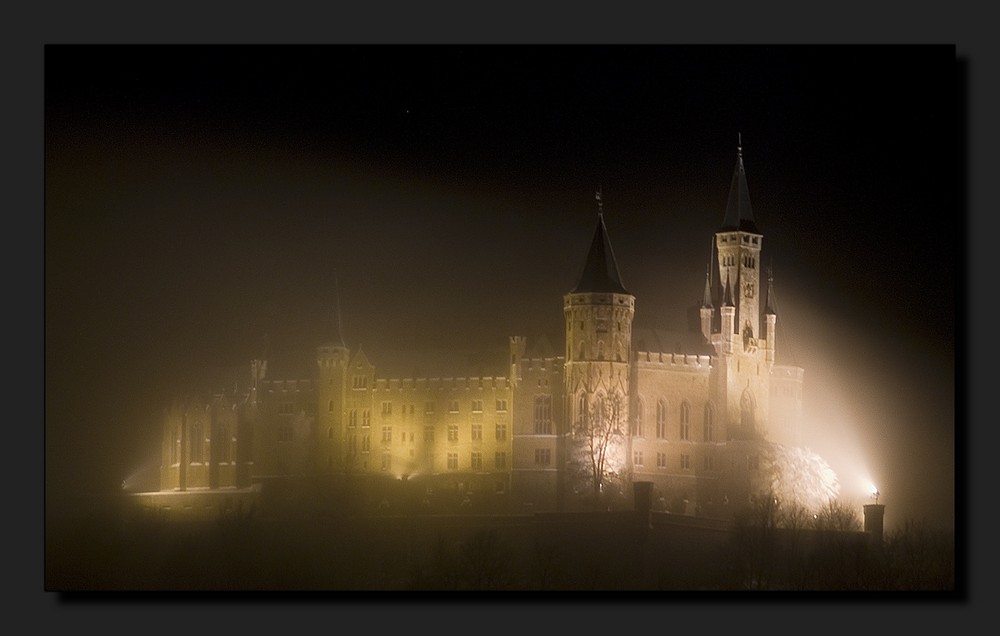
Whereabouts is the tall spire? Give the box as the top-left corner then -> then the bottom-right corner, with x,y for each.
723,272 -> 734,307
764,266 -> 777,316
571,190 -> 629,294
701,268 -> 713,309
720,132 -> 759,233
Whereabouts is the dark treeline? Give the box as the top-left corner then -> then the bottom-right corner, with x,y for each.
46,488 -> 955,592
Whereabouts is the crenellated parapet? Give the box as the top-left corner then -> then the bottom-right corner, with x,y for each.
635,351 -> 713,370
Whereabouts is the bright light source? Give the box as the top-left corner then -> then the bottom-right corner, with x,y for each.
869,485 -> 880,504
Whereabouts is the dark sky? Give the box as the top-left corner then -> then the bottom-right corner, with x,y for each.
45,45 -> 957,531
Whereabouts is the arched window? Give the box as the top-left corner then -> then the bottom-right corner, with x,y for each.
703,403 -> 715,442
632,398 -> 645,437
578,393 -> 588,426
656,400 -> 667,439
679,402 -> 690,440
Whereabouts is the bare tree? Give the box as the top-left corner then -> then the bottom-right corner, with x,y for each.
569,391 -> 627,508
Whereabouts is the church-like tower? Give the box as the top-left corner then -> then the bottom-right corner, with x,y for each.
563,193 -> 635,501
316,279 -> 352,472
708,139 -> 774,442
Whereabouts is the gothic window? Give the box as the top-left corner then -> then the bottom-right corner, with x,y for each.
534,395 -> 552,434
680,402 -> 690,440
656,400 -> 667,439
632,399 -> 645,437
578,393 -> 588,426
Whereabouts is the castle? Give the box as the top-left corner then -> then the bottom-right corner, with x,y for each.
150,143 -> 806,519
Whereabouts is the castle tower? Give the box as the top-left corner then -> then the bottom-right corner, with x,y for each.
563,191 -> 635,503
316,277 -> 352,473
715,135 -> 764,345
712,138 -> 771,442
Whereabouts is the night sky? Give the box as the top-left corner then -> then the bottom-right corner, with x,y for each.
45,45 -> 957,532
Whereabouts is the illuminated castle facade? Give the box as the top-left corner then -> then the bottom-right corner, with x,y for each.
156,146 -> 804,518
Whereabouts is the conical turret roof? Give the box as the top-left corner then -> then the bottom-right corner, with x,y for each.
572,211 -> 629,295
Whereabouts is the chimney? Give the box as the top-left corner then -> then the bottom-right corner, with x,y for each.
863,503 -> 885,544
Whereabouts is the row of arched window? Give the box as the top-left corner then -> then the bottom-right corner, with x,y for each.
631,399 -> 716,442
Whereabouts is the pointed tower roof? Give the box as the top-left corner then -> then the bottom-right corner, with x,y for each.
701,269 -> 714,309
720,134 -> 760,233
723,272 -> 734,307
764,267 -> 777,315
572,190 -> 629,294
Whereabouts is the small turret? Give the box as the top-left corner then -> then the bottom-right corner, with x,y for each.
721,273 -> 736,355
699,268 -> 714,342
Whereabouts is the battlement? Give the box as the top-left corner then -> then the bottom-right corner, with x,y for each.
373,376 -> 512,392
635,351 -> 712,369
261,379 -> 315,392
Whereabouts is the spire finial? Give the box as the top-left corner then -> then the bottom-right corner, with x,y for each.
738,132 -> 742,159
595,185 -> 603,217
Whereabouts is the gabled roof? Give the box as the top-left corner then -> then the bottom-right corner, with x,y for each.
720,140 -> 760,234
571,213 -> 629,294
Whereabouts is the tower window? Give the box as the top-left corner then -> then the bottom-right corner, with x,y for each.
534,395 -> 552,434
